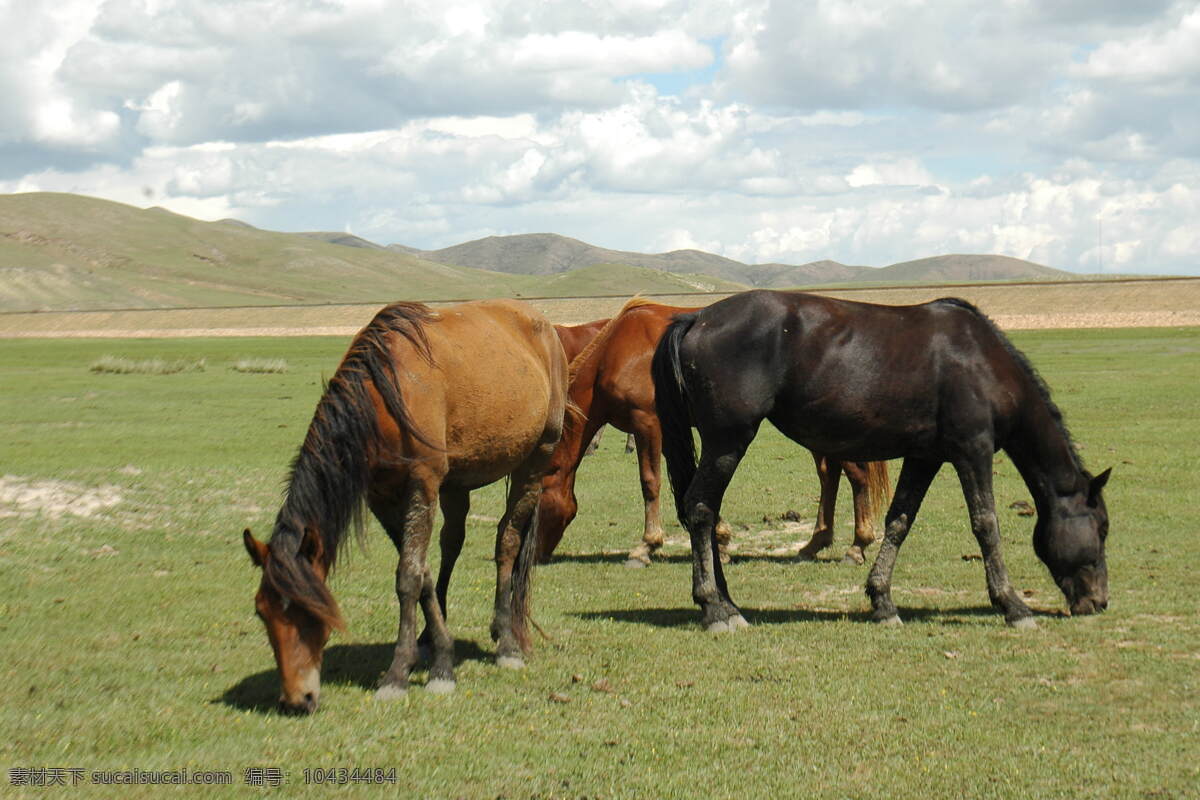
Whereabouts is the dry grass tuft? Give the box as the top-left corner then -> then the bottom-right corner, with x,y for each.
231,358 -> 288,374
89,355 -> 206,375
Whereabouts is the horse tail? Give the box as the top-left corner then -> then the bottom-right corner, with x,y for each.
510,497 -> 540,653
862,460 -> 892,532
651,312 -> 700,526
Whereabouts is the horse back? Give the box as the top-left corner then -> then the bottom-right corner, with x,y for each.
680,291 -> 1030,460
586,303 -> 699,423
376,299 -> 568,483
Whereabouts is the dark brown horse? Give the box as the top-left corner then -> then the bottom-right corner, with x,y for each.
538,298 -> 890,567
243,300 -> 568,713
653,290 -> 1111,631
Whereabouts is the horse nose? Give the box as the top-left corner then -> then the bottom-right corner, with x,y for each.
278,693 -> 318,716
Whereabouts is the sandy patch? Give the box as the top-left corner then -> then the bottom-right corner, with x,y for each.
0,475 -> 122,519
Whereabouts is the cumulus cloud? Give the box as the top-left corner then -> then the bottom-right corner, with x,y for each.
1,0 -> 1198,276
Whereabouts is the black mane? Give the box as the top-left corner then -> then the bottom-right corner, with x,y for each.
934,297 -> 1085,474
264,302 -> 439,622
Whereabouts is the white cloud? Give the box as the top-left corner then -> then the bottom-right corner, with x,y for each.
0,0 -> 1198,277
1074,7 -> 1200,81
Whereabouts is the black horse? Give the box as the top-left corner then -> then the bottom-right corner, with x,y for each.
651,290 -> 1111,631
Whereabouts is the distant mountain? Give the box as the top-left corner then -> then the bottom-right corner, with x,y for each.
0,193 -> 747,312
0,191 -> 1083,313
873,254 -> 1073,282
413,233 -> 750,280
400,232 -> 1072,286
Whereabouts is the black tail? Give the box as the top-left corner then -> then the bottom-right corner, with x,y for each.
651,313 -> 700,526
511,497 -> 540,653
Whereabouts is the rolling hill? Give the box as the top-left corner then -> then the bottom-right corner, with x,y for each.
0,194 -> 742,312
1,191 -> 1081,313
403,232 -> 1075,286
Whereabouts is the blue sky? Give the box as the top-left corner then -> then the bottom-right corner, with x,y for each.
3,0 -> 1198,274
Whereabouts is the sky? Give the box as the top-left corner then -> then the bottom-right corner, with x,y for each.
3,0 -> 1199,274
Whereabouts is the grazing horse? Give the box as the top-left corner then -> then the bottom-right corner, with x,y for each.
555,318 -> 609,362
538,298 -> 890,567
242,300 -> 568,713
652,290 -> 1111,631
556,319 -> 611,456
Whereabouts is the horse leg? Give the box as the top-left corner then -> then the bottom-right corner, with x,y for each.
625,412 -> 665,568
841,460 -> 878,565
584,425 -> 603,455
491,448 -> 553,668
865,457 -> 940,625
797,452 -> 837,561
375,475 -> 440,700
953,451 -> 1036,628
433,488 -> 469,625
684,428 -> 755,632
416,487 -> 468,665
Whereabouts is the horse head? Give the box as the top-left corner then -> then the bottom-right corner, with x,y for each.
1033,468 -> 1112,616
243,526 -> 343,715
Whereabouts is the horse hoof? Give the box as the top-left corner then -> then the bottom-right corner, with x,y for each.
876,615 -> 903,626
841,552 -> 866,566
496,655 -> 525,670
374,684 -> 407,702
425,678 -> 457,695
706,614 -> 749,633
623,557 -> 648,569
795,550 -> 817,562
1009,616 -> 1038,630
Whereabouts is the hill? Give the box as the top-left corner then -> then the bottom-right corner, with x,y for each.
0,194 -> 745,312
406,232 -> 1071,286
415,233 -> 751,280
873,254 -> 1074,283
0,192 -> 1081,313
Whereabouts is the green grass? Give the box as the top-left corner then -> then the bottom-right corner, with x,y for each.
1,329 -> 1197,798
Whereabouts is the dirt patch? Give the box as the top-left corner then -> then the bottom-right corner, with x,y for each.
0,475 -> 122,519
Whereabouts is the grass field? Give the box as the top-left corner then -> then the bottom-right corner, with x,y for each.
1,328 -> 1198,798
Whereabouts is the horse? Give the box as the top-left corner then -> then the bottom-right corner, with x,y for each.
538,298 -> 890,568
242,299 -> 568,714
652,290 -> 1111,631
556,318 -> 611,456
555,318 -> 609,361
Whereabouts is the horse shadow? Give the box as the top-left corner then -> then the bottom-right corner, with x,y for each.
216,639 -> 491,713
544,550 -> 851,567
574,603 -> 1062,629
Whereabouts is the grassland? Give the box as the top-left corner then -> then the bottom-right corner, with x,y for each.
1,328 -> 1198,798
3,276 -> 1198,339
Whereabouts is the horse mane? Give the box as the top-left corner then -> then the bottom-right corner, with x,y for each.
934,297 -> 1086,474
264,302 -> 440,626
567,296 -> 659,383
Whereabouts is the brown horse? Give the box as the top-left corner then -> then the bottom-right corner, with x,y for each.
242,300 -> 568,714
537,298 -> 889,567
555,319 -> 609,361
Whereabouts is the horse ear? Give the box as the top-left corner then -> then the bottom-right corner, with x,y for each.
1088,467 -> 1112,506
299,526 -> 324,563
243,529 -> 268,568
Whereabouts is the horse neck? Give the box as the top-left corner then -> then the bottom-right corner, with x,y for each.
1004,396 -> 1087,514
546,379 -> 602,484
